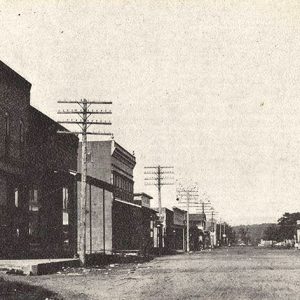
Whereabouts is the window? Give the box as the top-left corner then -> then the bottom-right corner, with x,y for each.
63,187 -> 69,211
19,121 -> 25,156
29,188 -> 39,211
14,188 -> 18,208
28,187 -> 39,241
63,187 -> 69,225
5,113 -> 10,156
5,113 -> 10,138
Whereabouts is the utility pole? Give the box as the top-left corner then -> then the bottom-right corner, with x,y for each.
176,183 -> 198,253
200,207 -> 218,248
144,165 -> 174,220
219,220 -> 222,244
223,222 -> 226,245
187,191 -> 190,252
57,99 -> 112,265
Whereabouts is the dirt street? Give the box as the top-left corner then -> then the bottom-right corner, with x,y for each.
2,247 -> 300,299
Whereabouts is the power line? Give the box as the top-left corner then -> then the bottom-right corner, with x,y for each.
176,182 -> 198,252
144,165 -> 174,220
57,98 -> 112,265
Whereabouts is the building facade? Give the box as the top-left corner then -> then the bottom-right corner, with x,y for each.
27,107 -> 78,257
189,213 -> 207,251
79,141 -> 135,202
160,207 -> 175,254
134,193 -> 158,255
172,207 -> 187,251
0,61 -> 31,257
0,60 -> 79,258
78,140 -> 138,253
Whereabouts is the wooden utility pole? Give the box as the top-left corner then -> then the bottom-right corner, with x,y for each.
223,222 -> 226,245
187,191 -> 190,252
219,220 -> 222,243
177,191 -> 211,232
144,165 -> 174,220
57,99 -> 112,265
176,183 -> 198,252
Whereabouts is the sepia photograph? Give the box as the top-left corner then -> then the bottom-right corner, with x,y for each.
0,0 -> 300,299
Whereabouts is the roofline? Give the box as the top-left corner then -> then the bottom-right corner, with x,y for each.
143,207 -> 159,214
81,140 -> 136,162
134,193 -> 153,199
172,206 -> 187,213
114,198 -> 141,208
30,105 -> 77,136
0,60 -> 31,88
114,141 -> 135,160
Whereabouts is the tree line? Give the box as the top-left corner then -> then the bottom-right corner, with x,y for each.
232,212 -> 300,245
263,212 -> 300,241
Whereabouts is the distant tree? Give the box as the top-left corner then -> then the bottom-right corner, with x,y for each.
217,223 -> 235,245
238,226 -> 248,243
263,224 -> 279,241
277,212 -> 300,240
225,224 -> 235,244
233,224 -> 276,245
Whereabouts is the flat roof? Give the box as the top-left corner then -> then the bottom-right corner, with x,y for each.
134,193 -> 153,199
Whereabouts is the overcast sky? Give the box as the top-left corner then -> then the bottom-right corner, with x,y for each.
1,0 -> 300,225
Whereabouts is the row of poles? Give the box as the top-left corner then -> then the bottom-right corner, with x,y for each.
143,167 -> 223,252
57,99 -> 225,263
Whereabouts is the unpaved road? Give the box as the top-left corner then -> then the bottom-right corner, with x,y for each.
1,247 -> 300,299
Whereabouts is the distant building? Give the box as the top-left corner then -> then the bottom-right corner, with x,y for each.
134,193 -> 158,254
78,140 -> 135,202
189,213 -> 207,250
160,207 -> 175,253
133,193 -> 152,208
172,207 -> 187,251
189,213 -> 206,231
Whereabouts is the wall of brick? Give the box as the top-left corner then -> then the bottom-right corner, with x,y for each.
0,61 -> 79,258
0,61 -> 30,175
0,61 -> 31,257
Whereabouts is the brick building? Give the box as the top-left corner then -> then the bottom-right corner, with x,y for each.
0,60 -> 79,258
27,107 -> 78,257
0,61 -> 31,257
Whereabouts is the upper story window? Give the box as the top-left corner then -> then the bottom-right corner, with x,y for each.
19,120 -> 25,157
63,187 -> 69,226
5,113 -> 10,138
63,187 -> 69,211
20,121 -> 24,143
14,188 -> 19,207
29,188 -> 39,212
5,113 -> 10,156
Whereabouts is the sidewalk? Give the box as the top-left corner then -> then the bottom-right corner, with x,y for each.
0,258 -> 79,275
